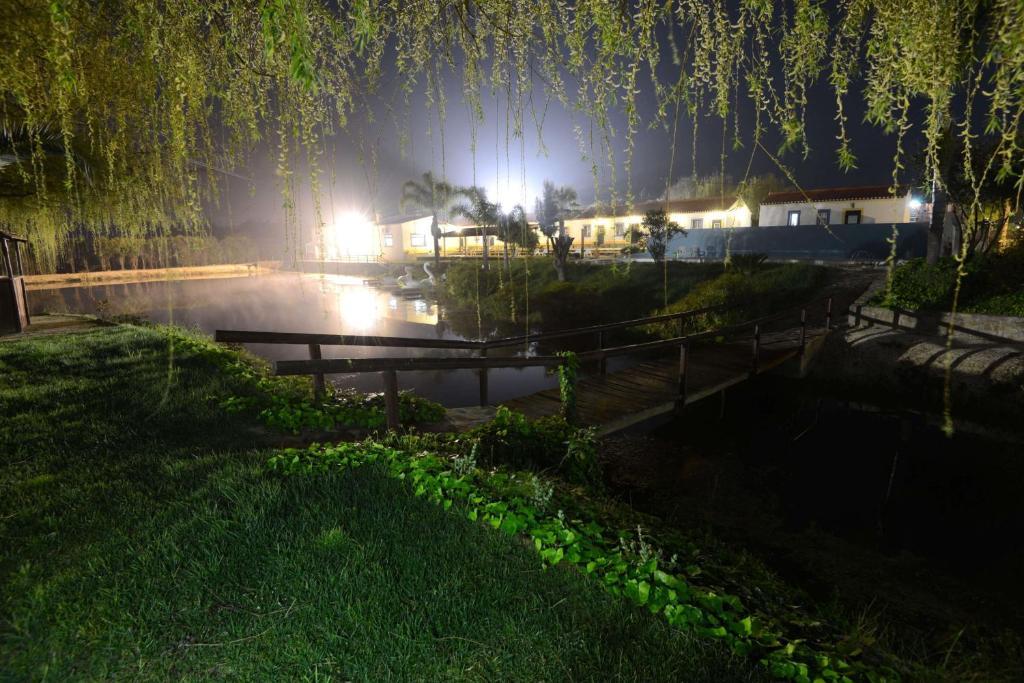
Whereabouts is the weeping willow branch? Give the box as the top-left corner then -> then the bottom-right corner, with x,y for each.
1,0 -> 1021,274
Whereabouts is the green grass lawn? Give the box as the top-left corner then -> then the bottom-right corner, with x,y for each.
0,324 -> 760,681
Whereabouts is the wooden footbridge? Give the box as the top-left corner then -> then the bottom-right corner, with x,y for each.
215,296 -> 834,435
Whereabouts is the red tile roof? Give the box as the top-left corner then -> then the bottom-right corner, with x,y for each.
577,196 -> 739,218
761,185 -> 908,205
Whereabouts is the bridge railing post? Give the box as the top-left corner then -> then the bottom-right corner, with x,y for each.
478,347 -> 489,406
825,296 -> 833,330
799,308 -> 807,356
597,330 -> 607,375
308,343 -> 326,399
678,343 -> 688,406
752,323 -> 761,375
383,369 -> 401,430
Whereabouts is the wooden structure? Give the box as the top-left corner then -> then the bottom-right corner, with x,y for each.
215,297 -> 833,433
0,230 -> 30,335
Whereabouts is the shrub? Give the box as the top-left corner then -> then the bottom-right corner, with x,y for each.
879,246 -> 1024,315
877,258 -> 957,310
725,252 -> 768,275
469,407 -> 602,489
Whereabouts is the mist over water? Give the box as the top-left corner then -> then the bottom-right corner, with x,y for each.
29,273 -> 557,406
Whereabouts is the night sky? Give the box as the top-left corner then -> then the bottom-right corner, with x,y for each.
212,15 -> 930,235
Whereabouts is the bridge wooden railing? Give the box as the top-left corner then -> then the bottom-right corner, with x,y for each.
214,296 -> 832,429
215,302 -> 732,401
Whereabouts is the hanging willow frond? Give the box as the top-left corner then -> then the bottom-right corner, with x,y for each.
1,0 -> 1021,270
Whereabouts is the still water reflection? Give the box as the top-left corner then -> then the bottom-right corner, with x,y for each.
30,273 -> 557,406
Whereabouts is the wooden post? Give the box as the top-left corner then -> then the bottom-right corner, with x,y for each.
678,343 -> 688,406
799,308 -> 807,356
307,343 -> 326,398
597,330 -> 607,375
825,296 -> 833,330
854,304 -> 862,326
752,323 -> 760,375
1,238 -> 13,279
13,241 -> 24,277
383,369 -> 400,430
479,347 -> 489,406
677,315 -> 685,338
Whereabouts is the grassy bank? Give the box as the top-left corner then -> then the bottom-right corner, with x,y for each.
441,258 -> 827,340
875,247 -> 1024,316
0,325 -> 760,680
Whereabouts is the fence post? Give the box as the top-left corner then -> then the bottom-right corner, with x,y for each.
799,308 -> 807,356
479,347 -> 489,406
825,296 -> 833,330
677,315 -> 685,338
307,343 -> 326,398
597,330 -> 607,375
678,343 -> 688,406
383,369 -> 401,430
13,241 -> 24,277
752,323 -> 761,375
0,238 -> 13,279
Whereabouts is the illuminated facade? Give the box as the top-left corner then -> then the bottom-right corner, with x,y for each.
560,197 -> 752,255
758,185 -> 921,227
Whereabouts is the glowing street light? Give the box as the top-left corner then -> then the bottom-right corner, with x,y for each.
324,211 -> 376,259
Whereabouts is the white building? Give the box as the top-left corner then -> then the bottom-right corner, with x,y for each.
561,196 -> 752,255
759,185 -> 924,227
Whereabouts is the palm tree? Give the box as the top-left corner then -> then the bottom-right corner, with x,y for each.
451,186 -> 499,272
401,171 -> 456,266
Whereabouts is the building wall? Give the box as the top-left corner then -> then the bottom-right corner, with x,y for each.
759,192 -> 915,227
562,205 -> 751,250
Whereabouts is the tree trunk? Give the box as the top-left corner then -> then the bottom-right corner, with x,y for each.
926,180 -> 947,264
552,233 -> 573,282
482,224 -> 489,271
503,230 -> 511,277
431,216 -> 441,267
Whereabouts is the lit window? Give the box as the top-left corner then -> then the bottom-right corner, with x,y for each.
691,218 -> 703,230
614,222 -> 626,236
383,228 -> 393,247
581,224 -> 591,238
816,209 -> 830,226
787,210 -> 800,226
711,219 -> 722,229
410,233 -> 426,247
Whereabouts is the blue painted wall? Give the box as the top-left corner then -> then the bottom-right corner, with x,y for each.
664,223 -> 928,261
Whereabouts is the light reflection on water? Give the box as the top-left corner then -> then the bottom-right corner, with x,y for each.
29,272 -> 558,407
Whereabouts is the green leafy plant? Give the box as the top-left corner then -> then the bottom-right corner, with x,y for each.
268,440 -> 898,683
557,351 -> 579,424
725,252 -> 768,275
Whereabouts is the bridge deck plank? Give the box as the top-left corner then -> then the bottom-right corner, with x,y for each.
500,331 -> 819,433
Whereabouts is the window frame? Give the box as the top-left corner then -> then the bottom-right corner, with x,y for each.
843,209 -> 862,224
787,210 -> 801,226
581,224 -> 592,238
711,219 -> 723,229
410,233 -> 427,247
816,209 -> 831,226
691,218 -> 703,230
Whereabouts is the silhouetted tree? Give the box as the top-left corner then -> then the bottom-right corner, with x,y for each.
452,186 -> 499,272
401,171 -> 457,266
